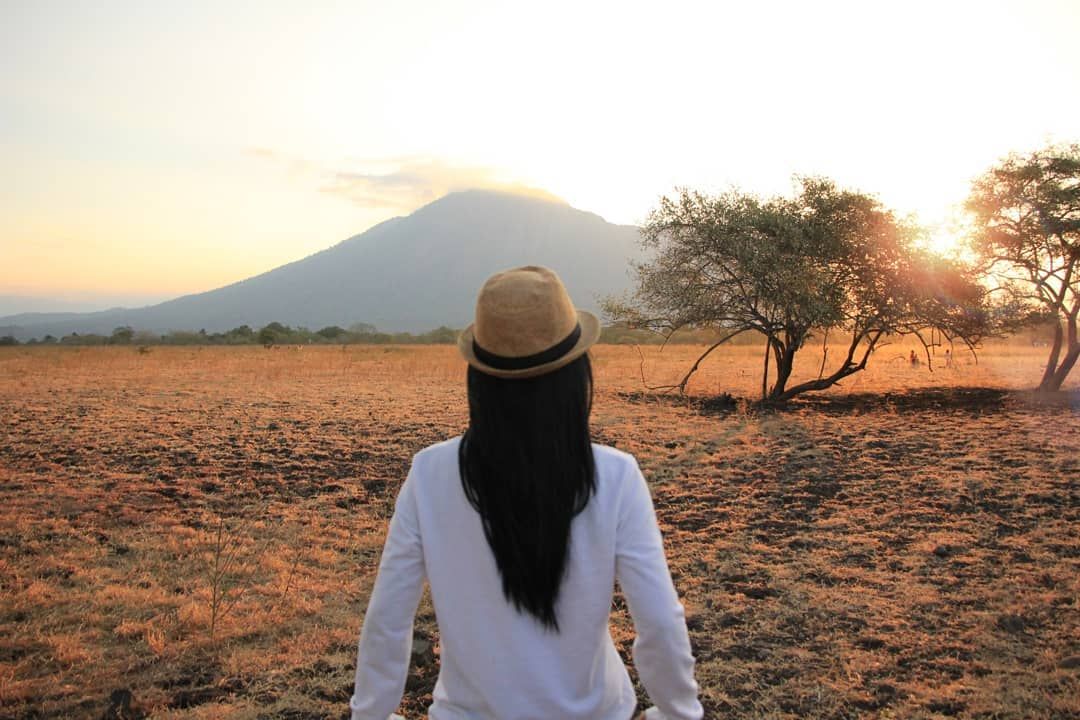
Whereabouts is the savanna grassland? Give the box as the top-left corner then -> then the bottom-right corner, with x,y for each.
0,343 -> 1077,719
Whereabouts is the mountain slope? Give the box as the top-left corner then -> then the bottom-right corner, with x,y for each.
2,190 -> 644,339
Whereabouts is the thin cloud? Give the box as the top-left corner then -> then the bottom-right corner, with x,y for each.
248,148 -> 562,210
319,157 -> 561,210
245,146 -> 317,178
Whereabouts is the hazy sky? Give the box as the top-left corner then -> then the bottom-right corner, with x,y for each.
3,0 -> 1079,308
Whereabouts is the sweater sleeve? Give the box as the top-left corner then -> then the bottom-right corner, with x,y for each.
350,458 -> 427,720
615,457 -> 704,720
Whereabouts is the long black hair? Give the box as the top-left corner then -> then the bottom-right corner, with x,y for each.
458,352 -> 596,631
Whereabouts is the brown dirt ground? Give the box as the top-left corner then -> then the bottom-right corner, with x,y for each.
0,344 -> 1077,719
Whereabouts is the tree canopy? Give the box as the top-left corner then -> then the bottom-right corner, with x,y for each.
603,178 -> 991,401
109,326 -> 134,344
966,143 -> 1080,391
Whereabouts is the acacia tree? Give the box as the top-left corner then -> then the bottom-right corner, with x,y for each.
603,178 -> 990,401
109,326 -> 134,345
966,143 -> 1080,392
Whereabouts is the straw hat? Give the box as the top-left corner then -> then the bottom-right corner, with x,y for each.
457,265 -> 601,379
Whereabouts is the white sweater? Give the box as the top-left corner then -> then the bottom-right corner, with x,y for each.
349,436 -> 704,720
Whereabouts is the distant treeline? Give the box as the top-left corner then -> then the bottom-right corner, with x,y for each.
0,321 -> 734,347
4,323 -> 457,347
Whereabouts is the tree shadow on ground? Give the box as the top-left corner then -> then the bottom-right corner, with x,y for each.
615,387 -> 1080,417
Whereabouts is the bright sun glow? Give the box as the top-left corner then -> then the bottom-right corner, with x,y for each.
925,229 -> 963,257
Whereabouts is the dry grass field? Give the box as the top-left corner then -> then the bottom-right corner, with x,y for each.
0,343 -> 1077,719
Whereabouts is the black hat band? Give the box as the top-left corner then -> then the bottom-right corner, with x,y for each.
472,322 -> 582,371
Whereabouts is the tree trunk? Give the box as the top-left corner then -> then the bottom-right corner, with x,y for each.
770,329 -> 881,402
1037,321 -> 1065,392
1044,312 -> 1079,391
761,339 -> 770,401
768,342 -> 797,400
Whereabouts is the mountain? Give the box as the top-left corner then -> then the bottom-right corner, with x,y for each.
1,190 -> 645,340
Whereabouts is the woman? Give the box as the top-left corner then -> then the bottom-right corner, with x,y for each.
350,266 -> 704,720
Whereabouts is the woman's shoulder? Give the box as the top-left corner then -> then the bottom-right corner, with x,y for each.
410,435 -> 463,467
401,436 -> 463,498
590,441 -> 638,470
416,434 -> 463,455
590,442 -> 646,498
588,443 -> 648,515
